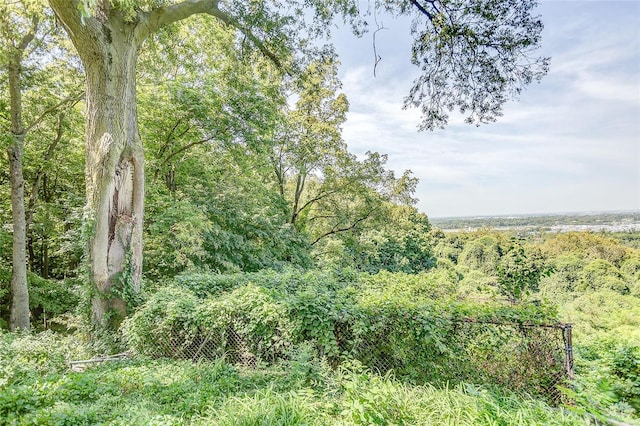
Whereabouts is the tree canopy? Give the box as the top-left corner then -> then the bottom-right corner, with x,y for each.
70,0 -> 548,130
1,0 -> 551,329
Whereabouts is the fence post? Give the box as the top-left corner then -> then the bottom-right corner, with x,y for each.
562,324 -> 574,381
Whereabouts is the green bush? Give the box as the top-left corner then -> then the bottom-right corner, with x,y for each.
0,330 -> 91,387
122,284 -> 295,363
199,284 -> 294,362
124,269 -> 562,399
0,267 -> 80,330
572,339 -> 640,419
356,270 -> 458,305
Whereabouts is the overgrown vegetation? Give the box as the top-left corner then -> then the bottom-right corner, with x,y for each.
0,330 -> 586,425
123,269 -> 563,398
1,1 -> 638,424
2,229 -> 639,423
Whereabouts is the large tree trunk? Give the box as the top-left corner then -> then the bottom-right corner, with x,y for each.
48,4 -> 146,328
48,0 -> 266,330
80,25 -> 145,329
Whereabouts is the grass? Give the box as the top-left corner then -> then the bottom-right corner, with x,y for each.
0,331 -> 590,426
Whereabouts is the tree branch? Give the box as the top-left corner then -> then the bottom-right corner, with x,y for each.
26,112 -> 66,229
310,213 -> 373,246
140,0 -> 220,39
294,176 -> 363,218
25,92 -> 84,134
290,171 -> 306,224
409,0 -> 434,22
48,0 -> 97,53
208,7 -> 285,70
157,131 -> 223,170
18,15 -> 39,51
140,0 -> 284,69
155,118 -> 188,159
7,14 -> 38,137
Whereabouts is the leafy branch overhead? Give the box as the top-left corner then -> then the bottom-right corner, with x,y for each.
71,0 -> 547,131
401,0 -> 549,129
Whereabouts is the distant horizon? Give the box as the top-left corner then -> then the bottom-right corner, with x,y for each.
429,209 -> 640,220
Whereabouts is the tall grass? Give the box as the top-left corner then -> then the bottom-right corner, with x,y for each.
0,332 -> 588,425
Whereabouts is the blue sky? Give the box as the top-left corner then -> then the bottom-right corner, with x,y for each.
331,0 -> 640,218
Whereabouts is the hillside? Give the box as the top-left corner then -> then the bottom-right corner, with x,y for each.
431,211 -> 640,233
2,229 -> 639,425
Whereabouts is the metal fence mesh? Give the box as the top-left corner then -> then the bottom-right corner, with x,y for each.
334,319 -> 573,404
129,317 -> 573,404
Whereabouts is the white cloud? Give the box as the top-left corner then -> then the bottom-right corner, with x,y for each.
331,1 -> 640,217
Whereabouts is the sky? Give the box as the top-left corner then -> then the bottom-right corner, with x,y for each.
330,0 -> 640,218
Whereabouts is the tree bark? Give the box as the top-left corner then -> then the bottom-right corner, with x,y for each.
7,49 -> 30,331
81,22 -> 145,329
48,2 -> 148,328
8,137 -> 30,331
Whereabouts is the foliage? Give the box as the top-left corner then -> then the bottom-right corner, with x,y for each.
0,330 -> 91,387
319,205 -> 435,274
0,0 -> 85,277
143,191 -> 214,279
356,269 -> 458,304
334,363 -> 579,426
123,268 -> 563,400
430,228 -> 640,421
137,23 -> 319,277
122,284 -> 295,363
541,232 -> 629,267
566,340 -> 640,422
0,331 -> 586,425
539,254 -> 584,299
457,233 -> 504,275
385,0 -> 549,129
496,239 -> 547,301
271,57 -> 421,256
4,228 -> 640,422
76,0 -> 548,130
0,266 -> 80,329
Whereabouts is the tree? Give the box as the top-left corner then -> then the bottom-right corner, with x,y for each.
317,204 -> 436,273
47,0 -> 548,328
46,0 -> 362,328
0,1 -> 39,331
397,0 -> 549,130
273,57 -> 418,249
1,1 -> 84,331
137,17 -> 286,194
272,56 -> 350,231
136,20 -> 306,276
496,239 -> 546,301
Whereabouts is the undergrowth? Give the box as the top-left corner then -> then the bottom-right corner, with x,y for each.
0,331 -> 589,426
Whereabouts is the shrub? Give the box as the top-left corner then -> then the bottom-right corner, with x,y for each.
0,267 -> 80,330
123,284 -> 295,363
496,241 -> 546,301
124,269 -> 563,400
0,330 -> 91,387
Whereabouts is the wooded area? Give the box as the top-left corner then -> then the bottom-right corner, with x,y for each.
1,1 -> 638,425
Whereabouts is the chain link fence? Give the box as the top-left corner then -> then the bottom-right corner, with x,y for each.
127,314 -> 573,404
335,318 -> 573,404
